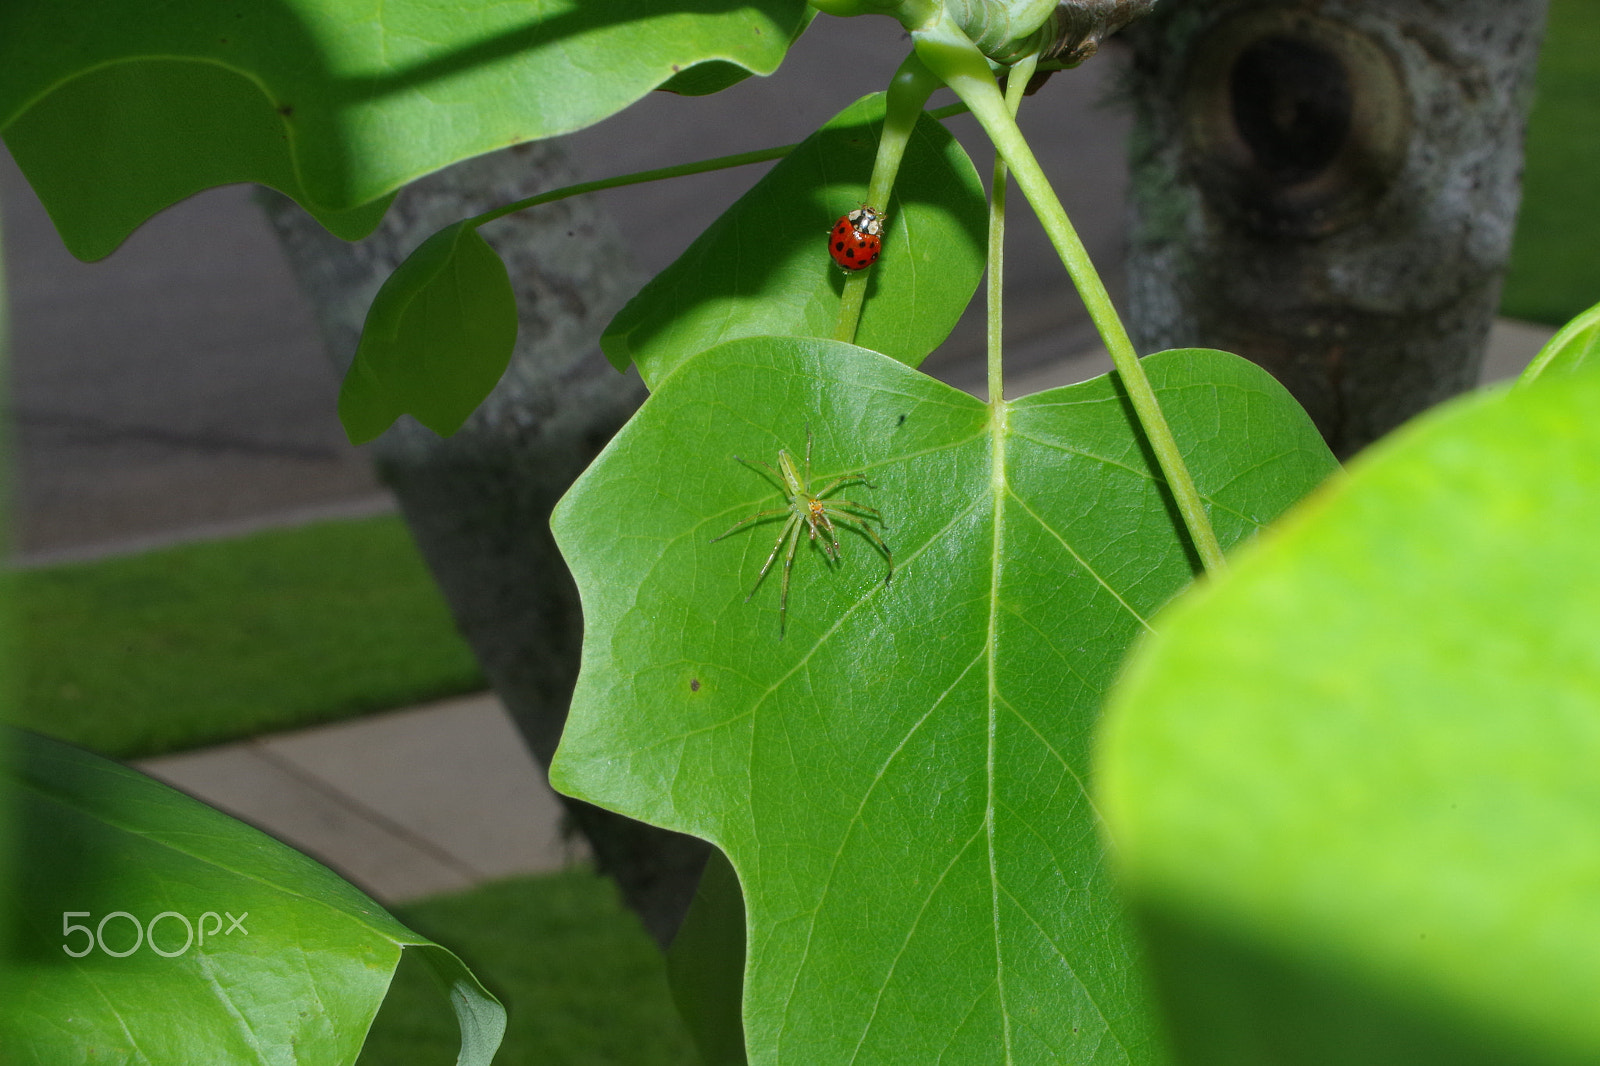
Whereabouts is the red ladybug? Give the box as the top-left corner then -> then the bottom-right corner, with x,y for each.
828,205 -> 885,271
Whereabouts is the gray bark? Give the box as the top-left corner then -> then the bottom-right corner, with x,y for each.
1122,0 -> 1547,456
259,142 -> 709,948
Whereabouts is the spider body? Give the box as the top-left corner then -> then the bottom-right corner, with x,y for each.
711,428 -> 893,637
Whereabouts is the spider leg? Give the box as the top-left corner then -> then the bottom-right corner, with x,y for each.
779,514 -> 803,638
814,472 -> 875,497
824,506 -> 894,585
746,514 -> 800,599
711,507 -> 790,543
810,506 -> 842,562
733,455 -> 786,489
821,498 -> 883,522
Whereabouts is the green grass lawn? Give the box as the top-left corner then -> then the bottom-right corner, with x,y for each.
357,868 -> 699,1066
13,514 -> 485,760
1501,0 -> 1600,326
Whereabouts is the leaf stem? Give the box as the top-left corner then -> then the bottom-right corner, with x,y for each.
466,103 -> 972,234
985,54 -> 1036,407
914,20 -> 1227,574
833,52 -> 944,344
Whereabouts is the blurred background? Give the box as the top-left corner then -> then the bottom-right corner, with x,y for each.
3,5 -> 1594,1062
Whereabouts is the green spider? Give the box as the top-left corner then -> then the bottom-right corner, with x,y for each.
711,427 -> 893,637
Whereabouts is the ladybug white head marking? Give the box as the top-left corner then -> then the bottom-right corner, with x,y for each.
847,206 -> 884,237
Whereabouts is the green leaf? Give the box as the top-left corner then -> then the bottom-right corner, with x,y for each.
549,338 -> 1336,1064
0,0 -> 810,260
1519,297 -> 1600,386
2,59 -> 394,262
1,220 -> 12,978
339,221 -> 517,445
602,95 -> 988,387
660,9 -> 817,97
1098,367 -> 1600,1063
0,728 -> 504,1064
667,848 -> 750,1066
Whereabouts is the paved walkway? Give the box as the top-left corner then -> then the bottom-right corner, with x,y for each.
134,693 -> 586,904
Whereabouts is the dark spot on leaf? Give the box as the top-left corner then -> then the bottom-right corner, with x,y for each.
690,678 -> 701,692
277,104 -> 294,117
897,414 -> 906,426
671,64 -> 681,72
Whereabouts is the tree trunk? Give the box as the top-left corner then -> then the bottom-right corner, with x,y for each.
259,142 -> 710,948
1122,0 -> 1547,456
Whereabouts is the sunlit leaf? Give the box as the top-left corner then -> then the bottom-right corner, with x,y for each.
602,95 -> 988,387
0,0 -> 810,259
339,221 -> 517,445
0,729 -> 504,1064
1519,297 -> 1600,386
550,337 -> 1336,1064
1099,366 -> 1600,1063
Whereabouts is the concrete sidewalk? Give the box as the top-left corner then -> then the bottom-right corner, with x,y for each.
134,692 -> 586,904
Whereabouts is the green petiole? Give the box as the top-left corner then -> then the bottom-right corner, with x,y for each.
914,17 -> 1228,575
467,103 -> 971,234
833,52 -> 944,343
986,52 -> 1037,407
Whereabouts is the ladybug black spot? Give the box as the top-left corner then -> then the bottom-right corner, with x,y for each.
834,240 -> 845,251
846,248 -> 857,259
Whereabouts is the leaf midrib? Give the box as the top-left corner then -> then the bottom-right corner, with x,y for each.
985,402 -> 1015,1065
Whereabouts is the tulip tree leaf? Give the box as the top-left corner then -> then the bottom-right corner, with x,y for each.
0,0 -> 810,260
602,94 -> 988,387
338,221 -> 517,445
1520,297 -> 1600,386
1098,365 -> 1600,1064
550,337 -> 1337,1065
668,848 -> 750,1066
0,728 -> 504,1065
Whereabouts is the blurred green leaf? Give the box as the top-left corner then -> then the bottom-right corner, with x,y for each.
667,848 -> 749,1066
0,0 -> 810,260
339,221 -> 517,445
1519,297 -> 1600,386
0,221 -> 11,1005
602,95 -> 988,387
550,338 -> 1336,1064
1099,367 -> 1600,1064
0,729 -> 504,1064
